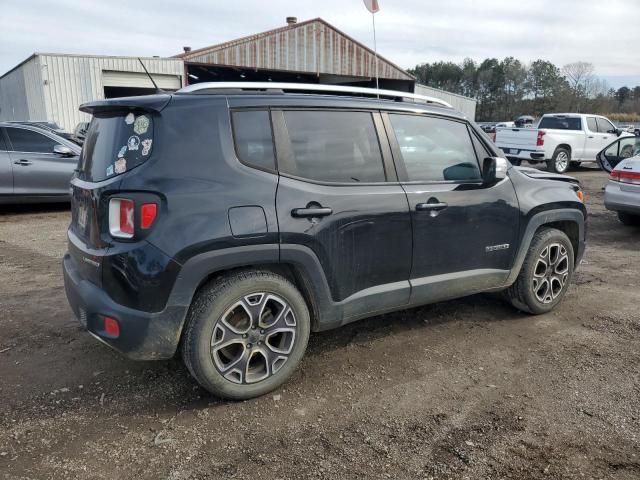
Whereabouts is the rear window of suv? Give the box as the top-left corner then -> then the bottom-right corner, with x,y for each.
78,111 -> 153,182
538,116 -> 582,130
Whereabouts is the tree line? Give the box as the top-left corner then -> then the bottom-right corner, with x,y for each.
408,59 -> 640,122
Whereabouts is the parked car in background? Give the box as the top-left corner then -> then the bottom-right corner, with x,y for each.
495,121 -> 515,128
514,115 -> 536,128
72,122 -> 90,145
6,120 -> 79,145
495,113 -> 632,173
597,136 -> 640,226
63,82 -> 586,400
0,122 -> 81,203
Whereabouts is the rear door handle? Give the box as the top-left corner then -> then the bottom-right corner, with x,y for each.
14,159 -> 32,166
416,202 -> 448,212
291,207 -> 333,218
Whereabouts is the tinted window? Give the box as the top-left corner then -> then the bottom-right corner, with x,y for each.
282,111 -> 385,183
78,111 -> 153,182
389,114 -> 482,182
471,132 -> 491,160
586,117 -> 597,132
596,118 -> 615,133
603,137 -> 640,169
232,111 -> 275,171
6,127 -> 58,153
538,117 -> 582,130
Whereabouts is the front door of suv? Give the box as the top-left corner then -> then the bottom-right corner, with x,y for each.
384,113 -> 520,304
274,109 -> 412,321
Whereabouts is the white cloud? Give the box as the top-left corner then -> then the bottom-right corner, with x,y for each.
1,0 -> 639,85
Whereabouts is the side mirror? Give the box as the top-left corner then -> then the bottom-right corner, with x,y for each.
482,157 -> 508,185
53,144 -> 73,157
615,128 -> 622,137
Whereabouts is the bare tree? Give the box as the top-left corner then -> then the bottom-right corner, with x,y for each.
562,62 -> 595,110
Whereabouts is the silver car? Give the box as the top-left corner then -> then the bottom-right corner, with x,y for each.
597,135 -> 640,226
0,122 -> 81,203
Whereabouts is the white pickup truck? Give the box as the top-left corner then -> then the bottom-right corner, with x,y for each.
495,113 -> 632,173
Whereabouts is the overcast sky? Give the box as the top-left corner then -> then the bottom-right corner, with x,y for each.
2,0 -> 639,88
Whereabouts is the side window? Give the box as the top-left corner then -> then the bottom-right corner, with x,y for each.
586,117 -> 598,132
231,110 -> 275,171
389,114 -> 482,182
5,127 -> 58,153
281,110 -> 385,183
596,118 -> 615,134
0,129 -> 7,151
471,132 -> 491,161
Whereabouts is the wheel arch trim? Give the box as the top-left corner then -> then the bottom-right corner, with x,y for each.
505,208 -> 585,286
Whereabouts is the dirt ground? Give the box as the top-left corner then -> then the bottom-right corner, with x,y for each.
1,166 -> 639,480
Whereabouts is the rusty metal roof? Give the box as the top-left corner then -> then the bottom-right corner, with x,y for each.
176,18 -> 414,81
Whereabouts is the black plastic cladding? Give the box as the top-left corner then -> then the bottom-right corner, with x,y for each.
63,91 -> 586,360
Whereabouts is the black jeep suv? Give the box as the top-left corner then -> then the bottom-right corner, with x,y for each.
63,83 -> 586,399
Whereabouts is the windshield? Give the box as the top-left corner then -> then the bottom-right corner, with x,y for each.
77,111 -> 154,182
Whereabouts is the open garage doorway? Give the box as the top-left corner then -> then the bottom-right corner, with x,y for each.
102,70 -> 182,98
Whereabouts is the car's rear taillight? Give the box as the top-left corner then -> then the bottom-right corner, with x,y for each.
140,203 -> 157,229
536,130 -> 545,146
109,198 -> 158,239
610,170 -> 640,185
109,198 -> 135,238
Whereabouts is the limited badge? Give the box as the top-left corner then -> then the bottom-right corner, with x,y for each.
133,115 -> 149,135
114,158 -> 127,174
106,164 -> 114,177
141,139 -> 152,156
125,112 -> 135,125
127,135 -> 140,151
118,145 -> 127,158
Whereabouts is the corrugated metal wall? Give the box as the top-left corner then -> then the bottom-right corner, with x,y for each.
415,84 -> 477,120
39,55 -> 184,130
0,56 -> 47,123
184,19 -> 413,81
0,55 -> 184,130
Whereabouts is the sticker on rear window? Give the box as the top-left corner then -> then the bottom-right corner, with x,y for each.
106,164 -> 114,177
125,113 -> 135,125
114,158 -> 127,174
118,145 -> 127,158
127,135 -> 140,151
141,139 -> 152,156
134,115 -> 150,135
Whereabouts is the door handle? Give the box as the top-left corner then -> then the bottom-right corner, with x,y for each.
588,136 -> 594,139
416,202 -> 448,212
14,159 -> 32,166
291,207 -> 333,218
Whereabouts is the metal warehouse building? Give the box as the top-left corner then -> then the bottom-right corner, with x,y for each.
0,17 -> 476,131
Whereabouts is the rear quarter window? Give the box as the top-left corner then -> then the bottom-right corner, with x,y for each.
231,110 -> 275,171
78,111 -> 153,182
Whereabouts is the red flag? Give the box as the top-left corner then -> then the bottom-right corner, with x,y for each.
362,0 -> 379,13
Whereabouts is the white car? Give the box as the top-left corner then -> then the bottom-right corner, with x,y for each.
597,136 -> 640,226
496,113 -> 632,173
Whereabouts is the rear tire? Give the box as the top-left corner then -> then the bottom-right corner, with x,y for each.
181,270 -> 310,400
505,228 -> 574,314
617,212 -> 640,226
548,148 -> 571,174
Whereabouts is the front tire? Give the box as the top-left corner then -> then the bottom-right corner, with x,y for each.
548,148 -> 571,174
181,271 -> 310,400
617,211 -> 640,226
505,228 -> 574,314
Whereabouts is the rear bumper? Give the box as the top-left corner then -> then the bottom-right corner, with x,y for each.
498,146 -> 546,161
63,253 -> 188,360
605,182 -> 640,214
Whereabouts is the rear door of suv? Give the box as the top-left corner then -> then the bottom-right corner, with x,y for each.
383,112 -> 519,304
273,108 -> 413,319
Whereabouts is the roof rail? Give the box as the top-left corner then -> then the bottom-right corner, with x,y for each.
176,82 -> 453,109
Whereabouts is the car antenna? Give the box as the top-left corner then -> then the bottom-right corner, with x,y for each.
138,58 -> 163,93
